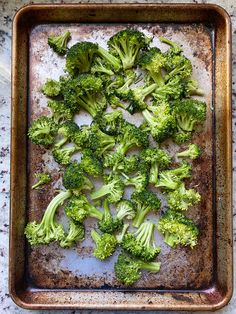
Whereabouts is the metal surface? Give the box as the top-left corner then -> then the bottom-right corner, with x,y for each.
10,3 -> 232,311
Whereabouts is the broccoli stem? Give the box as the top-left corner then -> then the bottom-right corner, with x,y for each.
90,182 -> 114,200
159,36 -> 180,50
32,181 -> 44,190
138,260 -> 161,272
55,137 -> 68,148
149,163 -> 158,185
151,71 -> 164,86
142,109 -> 155,127
89,205 -> 103,220
116,223 -> 129,243
98,46 -> 121,72
132,205 -> 150,228
91,229 -> 100,244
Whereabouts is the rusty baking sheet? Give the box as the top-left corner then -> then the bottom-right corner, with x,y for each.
10,3 -> 232,311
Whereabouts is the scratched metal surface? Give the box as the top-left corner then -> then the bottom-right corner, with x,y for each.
27,23 -> 213,290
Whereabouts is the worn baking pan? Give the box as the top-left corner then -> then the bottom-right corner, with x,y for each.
10,3 -> 232,311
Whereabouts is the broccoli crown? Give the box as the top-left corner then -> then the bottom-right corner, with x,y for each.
62,162 -> 93,192
122,221 -> 161,261
90,174 -> 125,203
65,194 -> 102,222
173,99 -> 206,132
141,148 -> 171,168
28,116 -> 57,146
170,161 -> 192,180
167,183 -> 201,211
60,220 -> 85,248
80,149 -> 103,177
172,128 -> 192,145
66,41 -> 98,75
98,199 -> 123,234
48,100 -> 75,124
142,103 -> 175,143
32,172 -> 51,190
55,121 -> 80,148
157,209 -> 199,248
105,153 -> 139,174
42,79 -> 61,97
132,190 -> 161,228
122,160 -> 149,193
91,57 -> 114,76
52,146 -> 77,165
116,199 -> 136,220
104,74 -> 125,96
183,79 -> 204,97
115,69 -> 137,99
25,190 -> 71,245
152,76 -> 185,102
48,30 -> 71,55
155,171 -> 181,190
108,29 -> 151,70
177,143 -> 201,160
91,229 -> 118,260
93,110 -> 124,136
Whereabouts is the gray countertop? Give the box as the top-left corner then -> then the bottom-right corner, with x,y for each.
0,0 -> 235,313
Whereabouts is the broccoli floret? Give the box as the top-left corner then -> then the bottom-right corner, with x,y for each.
65,194 -> 102,223
91,57 -> 114,76
116,200 -> 136,221
157,209 -> 199,248
177,144 -> 201,160
48,30 -> 71,55
152,76 -> 185,102
159,36 -> 183,55
121,221 -> 161,261
107,94 -> 126,109
52,145 -> 78,165
138,47 -> 166,86
25,190 -> 71,245
80,149 -> 103,177
122,160 -> 149,192
132,190 -> 161,228
97,46 -> 122,72
62,162 -> 93,193
66,41 -> 98,75
104,74 -> 125,96
142,103 -> 175,143
115,69 -> 137,99
93,110 -> 124,136
115,252 -> 161,285
42,79 -> 61,97
55,121 -> 80,148
167,183 -> 201,211
28,116 -> 57,146
47,100 -> 75,124
183,79 -> 204,97
59,220 -> 85,248
108,29 -> 151,70
90,175 -> 125,203
104,153 -> 139,174
173,99 -> 207,132
172,128 -> 192,145
32,172 -> 51,190
140,148 -> 171,184
98,199 -> 123,234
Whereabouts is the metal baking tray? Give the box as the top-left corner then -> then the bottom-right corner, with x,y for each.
10,3 -> 232,311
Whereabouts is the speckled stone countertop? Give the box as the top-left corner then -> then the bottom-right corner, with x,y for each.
0,0 -> 235,313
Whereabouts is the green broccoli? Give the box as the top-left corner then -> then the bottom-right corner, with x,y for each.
98,199 -> 123,234
132,190 -> 161,228
97,46 -> 122,72
115,69 -> 137,99
48,30 -> 71,55
42,79 -> 61,97
152,76 -> 185,102
103,74 -> 125,96
91,57 -> 114,76
116,200 -> 136,221
172,128 -> 192,145
55,121 -> 80,148
59,220 -> 85,248
32,172 -> 51,190
115,252 -> 161,285
157,208 -> 199,248
47,100 -> 75,124
93,110 -> 124,136
183,79 -> 204,97
52,145 -> 78,165
122,160 -> 149,192
80,149 -> 103,177
28,116 -> 57,146
104,153 -> 139,174
177,144 -> 201,160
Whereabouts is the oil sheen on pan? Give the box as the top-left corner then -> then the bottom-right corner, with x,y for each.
27,23 -> 213,290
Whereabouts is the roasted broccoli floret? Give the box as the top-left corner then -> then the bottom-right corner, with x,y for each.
183,79 -> 204,97
152,76 -> 185,102
66,41 -> 98,75
25,190 -> 71,245
122,160 -> 149,192
108,29 -> 151,70
48,100 -> 75,124
48,30 -> 71,55
104,153 -> 139,174
142,103 -> 175,143
93,110 -> 124,136
138,47 -> 166,86
116,200 -> 136,221
91,57 -> 114,76
62,162 -> 93,193
91,174 -> 125,203
52,145 -> 78,165
167,183 -> 201,211
115,69 -> 136,99
32,172 -> 51,190
28,116 -> 57,146
177,144 -> 201,160
157,209 -> 199,248
42,79 -> 61,97
172,128 -> 192,145
80,149 -> 103,177
97,46 -> 122,72
104,74 -> 125,96
60,220 -> 85,248
115,252 -> 161,285
65,194 -> 102,223
140,148 -> 171,184
98,199 -> 123,234
132,190 -> 161,228
55,121 -> 80,148
121,221 -> 161,261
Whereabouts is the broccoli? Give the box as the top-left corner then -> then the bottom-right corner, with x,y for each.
159,36 -> 182,55
32,172 -> 51,190
177,144 -> 201,160
66,41 -> 98,75
98,199 -> 123,234
42,79 -> 61,97
115,69 -> 137,99
132,190 -> 161,228
142,103 -> 175,143
140,148 -> 171,184
62,162 -> 93,193
28,116 -> 57,146
122,160 -> 149,192
90,174 -> 125,203
104,153 -> 139,174
167,183 -> 201,211
93,110 -> 124,136
115,252 -> 161,285
138,47 -> 166,86
172,128 -> 192,145
55,121 -> 80,148
183,79 -> 204,97
80,149 -> 103,177
107,94 -> 126,110
25,190 -> 71,245
103,74 -> 125,96
97,46 -> 122,72
121,221 -> 161,261
116,199 -> 136,221
59,220 -> 85,248
47,100 -> 75,124
48,30 -> 71,55
172,99 -> 207,132
157,209 -> 199,248
91,57 -> 114,76
65,194 -> 102,223
52,145 -> 78,165
108,29 -> 151,70
152,76 -> 185,102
